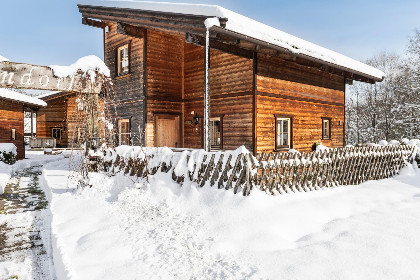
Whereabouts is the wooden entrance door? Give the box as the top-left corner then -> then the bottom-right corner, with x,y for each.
155,114 -> 180,148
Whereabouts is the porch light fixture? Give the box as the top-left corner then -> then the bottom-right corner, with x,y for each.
193,113 -> 199,125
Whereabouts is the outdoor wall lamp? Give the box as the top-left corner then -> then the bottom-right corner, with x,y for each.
193,113 -> 199,125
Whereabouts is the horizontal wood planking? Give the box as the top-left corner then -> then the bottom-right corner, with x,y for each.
36,96 -> 68,147
184,44 -> 253,99
146,29 -> 184,99
183,43 -> 254,152
257,53 -> 345,94
105,23 -> 146,145
256,95 -> 344,152
184,96 -> 254,152
145,30 -> 184,147
0,99 -> 25,159
256,53 -> 345,153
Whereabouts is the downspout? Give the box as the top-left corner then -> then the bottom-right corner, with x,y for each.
203,17 -> 221,152
204,26 -> 210,152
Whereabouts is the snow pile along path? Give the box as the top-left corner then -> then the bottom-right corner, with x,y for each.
41,156 -> 420,279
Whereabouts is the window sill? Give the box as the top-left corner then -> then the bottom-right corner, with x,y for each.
321,138 -> 331,140
274,148 -> 290,152
115,73 -> 133,80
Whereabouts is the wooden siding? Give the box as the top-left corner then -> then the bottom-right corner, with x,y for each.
183,43 -> 254,151
37,96 -> 68,147
256,53 -> 345,153
0,99 -> 25,159
104,22 -> 145,145
184,96 -> 254,151
145,30 -> 184,147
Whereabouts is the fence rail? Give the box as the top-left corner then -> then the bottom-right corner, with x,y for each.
29,138 -> 56,148
89,145 -> 416,196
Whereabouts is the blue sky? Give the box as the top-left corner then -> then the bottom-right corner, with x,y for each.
1,0 -> 419,66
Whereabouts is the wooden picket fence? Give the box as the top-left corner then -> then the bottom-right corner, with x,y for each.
255,145 -> 416,195
90,145 -> 416,196
94,148 -> 255,196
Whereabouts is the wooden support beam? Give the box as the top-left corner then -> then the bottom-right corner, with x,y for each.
82,17 -> 108,29
186,33 -> 253,59
117,22 -> 145,38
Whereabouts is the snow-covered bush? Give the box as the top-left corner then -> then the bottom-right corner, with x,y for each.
378,140 -> 388,146
401,138 -> 410,145
388,140 -> 400,146
0,143 -> 17,165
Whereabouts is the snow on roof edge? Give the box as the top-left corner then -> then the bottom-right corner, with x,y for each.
78,0 -> 385,81
36,91 -> 64,100
0,54 -> 9,62
0,88 -> 47,107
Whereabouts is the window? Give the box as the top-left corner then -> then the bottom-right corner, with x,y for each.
77,100 -> 85,111
118,119 -> 131,145
74,127 -> 85,144
322,118 -> 331,139
117,44 -> 129,76
210,117 -> 223,150
52,128 -> 62,140
275,117 -> 292,150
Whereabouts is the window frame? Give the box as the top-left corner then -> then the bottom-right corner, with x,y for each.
274,114 -> 293,151
118,118 -> 131,146
51,127 -> 62,140
209,115 -> 224,151
321,117 -> 332,140
116,42 -> 131,77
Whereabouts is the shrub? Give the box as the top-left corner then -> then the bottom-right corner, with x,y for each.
0,151 -> 16,165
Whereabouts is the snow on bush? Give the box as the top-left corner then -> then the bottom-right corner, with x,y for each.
378,140 -> 388,146
388,140 -> 400,146
401,138 -> 410,145
0,143 -> 17,165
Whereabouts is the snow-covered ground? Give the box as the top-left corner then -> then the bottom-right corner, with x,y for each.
33,153 -> 420,279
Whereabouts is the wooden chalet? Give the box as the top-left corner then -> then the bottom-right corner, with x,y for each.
0,88 -> 46,159
78,1 -> 385,154
36,91 -> 103,148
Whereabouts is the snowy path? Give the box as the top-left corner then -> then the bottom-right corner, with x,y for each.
0,165 -> 55,279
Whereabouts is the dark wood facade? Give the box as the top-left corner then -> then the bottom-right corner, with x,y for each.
37,92 -> 90,148
0,98 -> 41,160
79,4 -> 378,154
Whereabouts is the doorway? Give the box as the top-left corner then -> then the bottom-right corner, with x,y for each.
154,114 -> 181,148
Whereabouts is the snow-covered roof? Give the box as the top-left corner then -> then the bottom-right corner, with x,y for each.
78,0 -> 385,81
0,88 -> 47,107
36,91 -> 64,100
0,54 -> 9,62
